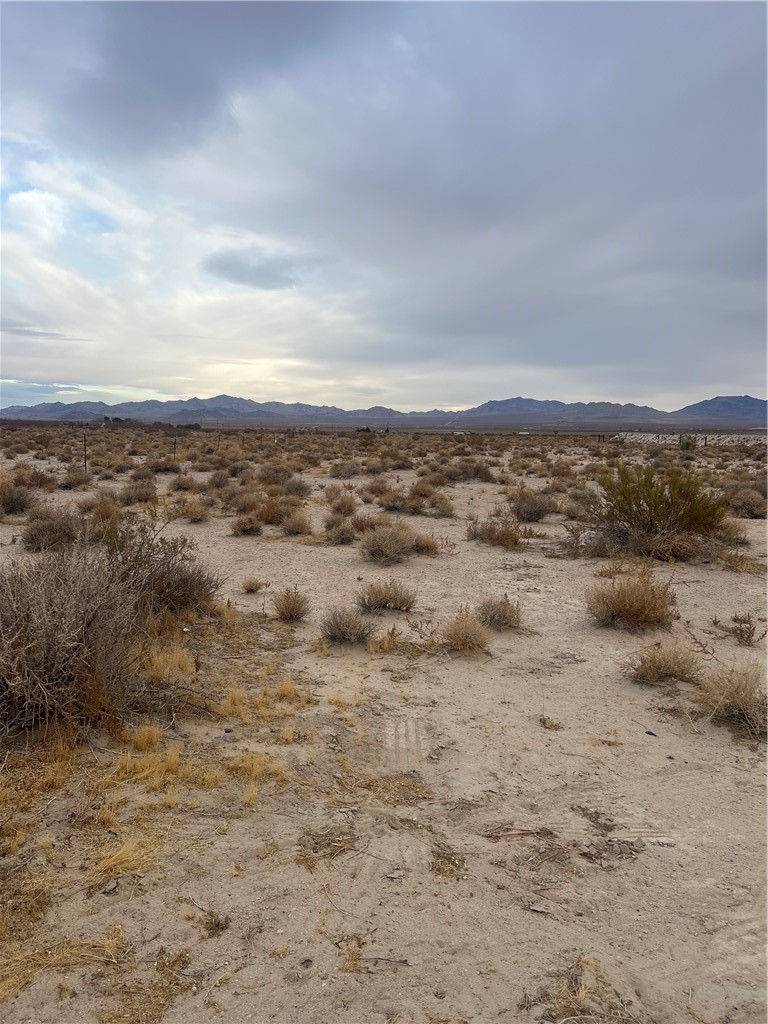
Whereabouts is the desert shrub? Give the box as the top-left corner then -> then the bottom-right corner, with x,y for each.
171,473 -> 196,492
86,496 -> 124,540
411,532 -> 438,555
441,607 -> 491,652
208,470 -> 230,490
323,484 -> 344,504
356,579 -> 416,613
231,514 -> 262,536
320,607 -> 377,644
242,577 -> 266,594
284,477 -> 312,498
697,660 -> 767,738
130,465 -> 155,481
410,479 -> 434,499
183,497 -> 211,523
378,488 -> 408,512
119,480 -> 158,506
586,464 -> 725,550
10,465 -> 56,490
511,487 -> 557,522
330,460 -> 361,479
22,508 -> 81,551
59,466 -> 92,490
326,520 -> 357,545
429,492 -> 455,518
147,458 -> 180,474
106,515 -> 223,616
259,463 -> 291,486
725,487 -> 766,519
231,490 -> 262,515
628,642 -> 701,684
466,510 -> 522,550
0,547 -> 146,734
259,496 -> 288,525
475,594 -> 521,630
332,494 -> 357,516
0,480 -> 36,516
272,586 -> 310,622
281,510 -> 312,536
360,521 -> 419,565
585,569 -> 677,630
351,512 -> 380,533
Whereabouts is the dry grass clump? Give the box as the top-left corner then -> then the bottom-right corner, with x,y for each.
0,924 -> 130,1003
242,576 -> 266,594
143,644 -> 194,683
475,594 -> 521,630
356,579 -> 417,613
724,486 -> 766,519
284,476 -> 312,497
119,479 -> 158,506
696,660 -> 766,738
182,496 -> 211,523
320,608 -> 378,644
231,513 -> 262,536
59,465 -> 92,490
441,606 -> 491,652
510,486 -> 557,522
331,493 -> 357,516
325,515 -> 357,545
281,510 -> 312,536
467,509 -> 522,550
0,477 -> 37,516
586,569 -> 677,631
272,586 -> 310,622
628,642 -> 701,684
360,521 -> 422,565
21,507 -> 81,551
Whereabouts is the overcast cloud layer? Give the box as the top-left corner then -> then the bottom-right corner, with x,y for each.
1,2 -> 765,411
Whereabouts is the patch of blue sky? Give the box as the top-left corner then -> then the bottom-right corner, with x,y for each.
53,208 -> 123,286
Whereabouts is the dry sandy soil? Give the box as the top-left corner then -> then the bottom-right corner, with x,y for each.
0,428 -> 765,1024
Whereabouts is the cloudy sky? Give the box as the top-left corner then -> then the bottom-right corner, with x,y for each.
1,2 -> 765,412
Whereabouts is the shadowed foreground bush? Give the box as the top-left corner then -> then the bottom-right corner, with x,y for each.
586,569 -> 677,631
0,519 -> 223,735
0,548 -> 145,735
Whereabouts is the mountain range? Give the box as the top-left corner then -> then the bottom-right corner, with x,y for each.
0,394 -> 765,429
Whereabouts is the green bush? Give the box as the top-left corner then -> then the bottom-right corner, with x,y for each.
586,463 -> 725,548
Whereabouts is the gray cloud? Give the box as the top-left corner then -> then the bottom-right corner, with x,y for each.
201,249 -> 298,290
1,2 -> 764,407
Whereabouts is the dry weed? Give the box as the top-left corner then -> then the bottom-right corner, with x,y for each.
586,569 -> 677,630
441,606 -> 491,652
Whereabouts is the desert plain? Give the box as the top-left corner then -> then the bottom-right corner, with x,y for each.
0,424 -> 765,1024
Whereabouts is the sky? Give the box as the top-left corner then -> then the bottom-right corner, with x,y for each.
1,2 -> 765,413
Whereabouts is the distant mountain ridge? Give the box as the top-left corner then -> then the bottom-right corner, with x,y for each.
0,393 -> 765,428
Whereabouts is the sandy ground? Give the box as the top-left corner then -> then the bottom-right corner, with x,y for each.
0,437 -> 766,1024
